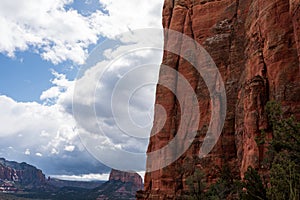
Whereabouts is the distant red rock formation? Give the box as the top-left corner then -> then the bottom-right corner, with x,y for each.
0,158 -> 46,187
96,169 -> 143,200
109,169 -> 143,189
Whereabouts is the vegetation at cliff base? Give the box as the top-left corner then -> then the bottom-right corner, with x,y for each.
185,101 -> 300,200
265,101 -> 300,200
185,168 -> 206,200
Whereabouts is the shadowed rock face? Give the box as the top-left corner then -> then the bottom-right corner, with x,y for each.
0,158 -> 46,187
109,169 -> 143,189
137,0 -> 300,199
96,169 -> 143,200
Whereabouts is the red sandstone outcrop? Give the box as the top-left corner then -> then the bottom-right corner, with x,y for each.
0,158 -> 46,187
137,0 -> 300,199
109,169 -> 143,189
96,169 -> 143,200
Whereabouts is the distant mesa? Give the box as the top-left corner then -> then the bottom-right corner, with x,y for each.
95,169 -> 143,200
109,169 -> 143,189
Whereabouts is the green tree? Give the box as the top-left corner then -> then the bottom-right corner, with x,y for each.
265,101 -> 300,200
266,101 -> 300,162
206,165 -> 241,199
240,166 -> 267,200
267,153 -> 299,200
186,168 -> 206,200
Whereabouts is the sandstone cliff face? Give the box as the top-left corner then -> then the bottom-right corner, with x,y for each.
138,0 -> 300,199
0,158 -> 46,187
109,169 -> 143,189
96,169 -> 143,200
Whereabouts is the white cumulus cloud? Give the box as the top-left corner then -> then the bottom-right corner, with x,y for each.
64,145 -> 75,152
35,152 -> 43,157
25,149 -> 31,155
0,95 -> 78,158
0,0 -> 164,175
0,0 -> 163,64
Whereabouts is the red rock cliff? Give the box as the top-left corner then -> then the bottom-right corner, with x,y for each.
109,169 -> 143,189
138,0 -> 300,199
0,158 -> 46,187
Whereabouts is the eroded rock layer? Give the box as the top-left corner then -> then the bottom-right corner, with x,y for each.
137,0 -> 300,199
109,169 -> 143,189
0,158 -> 46,187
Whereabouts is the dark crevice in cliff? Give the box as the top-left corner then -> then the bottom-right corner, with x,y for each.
227,0 -> 240,67
257,27 -> 267,77
188,9 -> 195,39
168,0 -> 175,28
235,0 -> 240,19
171,14 -> 187,139
223,0 -> 241,161
257,15 -> 270,102
251,4 -> 271,169
291,4 -> 300,16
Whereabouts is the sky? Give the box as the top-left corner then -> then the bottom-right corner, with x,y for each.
0,0 -> 163,181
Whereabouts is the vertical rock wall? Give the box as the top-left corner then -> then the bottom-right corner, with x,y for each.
138,0 -> 300,199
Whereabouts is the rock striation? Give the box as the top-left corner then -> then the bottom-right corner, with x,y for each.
0,158 -> 46,188
137,0 -> 300,199
109,169 -> 143,189
96,169 -> 143,200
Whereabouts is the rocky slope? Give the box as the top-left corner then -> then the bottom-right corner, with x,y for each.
137,0 -> 300,199
0,158 -> 46,189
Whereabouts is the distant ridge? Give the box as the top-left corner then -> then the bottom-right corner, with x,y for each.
0,158 -> 144,199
